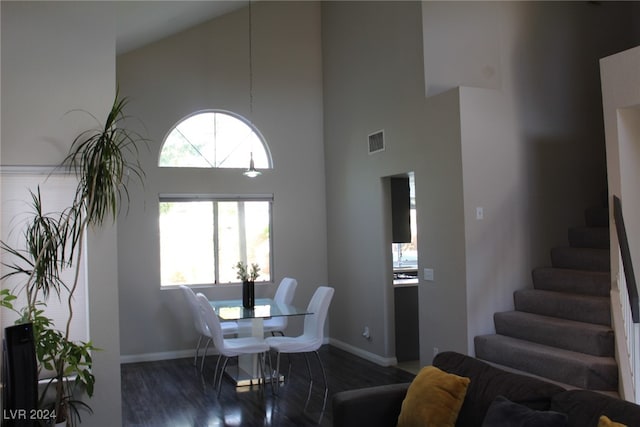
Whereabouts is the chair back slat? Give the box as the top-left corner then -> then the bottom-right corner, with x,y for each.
196,293 -> 226,350
303,286 -> 335,340
181,285 -> 209,336
274,277 -> 298,305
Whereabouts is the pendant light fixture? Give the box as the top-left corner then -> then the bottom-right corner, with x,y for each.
244,152 -> 260,178
243,1 -> 261,178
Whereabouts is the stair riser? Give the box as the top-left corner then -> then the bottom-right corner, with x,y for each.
475,335 -> 618,391
532,268 -> 610,296
494,312 -> 614,357
568,227 -> 610,249
550,247 -> 610,272
514,290 -> 611,326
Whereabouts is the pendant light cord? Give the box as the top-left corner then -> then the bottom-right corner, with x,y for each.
243,0 -> 261,177
249,0 -> 253,120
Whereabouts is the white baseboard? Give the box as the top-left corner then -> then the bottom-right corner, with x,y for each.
329,338 -> 397,367
121,349 -> 215,364
121,338 -> 387,366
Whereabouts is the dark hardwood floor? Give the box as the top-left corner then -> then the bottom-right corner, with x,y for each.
121,345 -> 416,426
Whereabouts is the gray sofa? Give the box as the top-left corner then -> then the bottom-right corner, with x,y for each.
333,351 -> 640,427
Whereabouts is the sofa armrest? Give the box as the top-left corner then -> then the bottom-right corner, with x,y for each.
332,383 -> 410,427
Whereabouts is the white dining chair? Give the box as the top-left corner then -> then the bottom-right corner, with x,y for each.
196,293 -> 270,396
263,277 -> 298,336
180,285 -> 238,372
265,286 -> 335,413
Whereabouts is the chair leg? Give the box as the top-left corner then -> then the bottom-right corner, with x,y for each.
258,352 -> 267,391
254,353 -> 261,387
217,356 -> 230,397
212,353 -> 222,389
313,350 -> 329,415
266,351 -> 276,394
200,338 -> 212,372
267,351 -> 276,395
193,335 -> 203,367
273,352 -> 282,395
302,353 -> 314,412
285,353 -> 293,382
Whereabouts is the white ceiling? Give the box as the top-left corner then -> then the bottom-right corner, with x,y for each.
115,1 -> 248,55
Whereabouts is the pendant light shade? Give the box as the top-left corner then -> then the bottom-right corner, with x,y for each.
244,152 -> 261,178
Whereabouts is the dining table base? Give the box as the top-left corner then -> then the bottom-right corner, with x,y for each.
208,297 -> 310,389
225,368 -> 284,388
225,318 -> 284,388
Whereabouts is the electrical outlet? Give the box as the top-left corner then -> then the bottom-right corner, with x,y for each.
476,207 -> 484,220
433,347 -> 439,357
362,326 -> 371,340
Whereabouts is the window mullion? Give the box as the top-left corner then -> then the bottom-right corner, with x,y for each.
238,201 -> 247,265
213,201 -> 219,285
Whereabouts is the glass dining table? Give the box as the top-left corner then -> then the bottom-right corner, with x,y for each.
209,297 -> 311,387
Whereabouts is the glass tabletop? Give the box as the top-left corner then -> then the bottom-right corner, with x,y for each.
209,298 -> 311,321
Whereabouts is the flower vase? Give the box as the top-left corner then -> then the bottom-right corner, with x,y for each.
242,280 -> 255,308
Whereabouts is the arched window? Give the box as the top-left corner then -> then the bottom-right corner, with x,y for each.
159,110 -> 271,169
157,111 -> 273,287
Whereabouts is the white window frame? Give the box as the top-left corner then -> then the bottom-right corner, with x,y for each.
158,193 -> 274,287
0,167 -> 89,342
158,110 -> 273,170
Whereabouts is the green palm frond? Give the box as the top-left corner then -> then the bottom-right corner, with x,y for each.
62,89 -> 148,227
0,188 -> 70,303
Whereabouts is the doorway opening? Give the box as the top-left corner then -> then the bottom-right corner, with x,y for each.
388,172 -> 420,373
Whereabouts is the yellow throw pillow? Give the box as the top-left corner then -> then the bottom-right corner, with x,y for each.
598,415 -> 627,427
397,365 -> 470,427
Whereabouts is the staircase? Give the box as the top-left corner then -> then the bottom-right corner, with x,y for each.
475,205 -> 618,393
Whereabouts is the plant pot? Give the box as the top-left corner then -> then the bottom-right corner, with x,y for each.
242,280 -> 255,308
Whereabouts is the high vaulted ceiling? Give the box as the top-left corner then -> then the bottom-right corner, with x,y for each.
115,1 -> 247,55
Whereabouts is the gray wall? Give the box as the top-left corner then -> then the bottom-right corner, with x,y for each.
322,1 -> 639,365
1,2 -> 121,425
115,1 -> 328,359
322,1 -> 469,363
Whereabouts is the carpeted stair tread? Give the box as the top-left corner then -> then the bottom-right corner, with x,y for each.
494,311 -> 614,357
514,289 -> 611,326
474,334 -> 618,391
550,246 -> 610,272
568,226 -> 609,249
475,203 -> 617,394
532,267 -> 610,296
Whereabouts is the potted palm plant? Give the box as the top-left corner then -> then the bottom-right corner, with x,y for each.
1,90 -> 147,426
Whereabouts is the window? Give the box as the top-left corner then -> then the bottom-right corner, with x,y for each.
158,111 -> 273,287
1,170 -> 88,342
159,195 -> 272,287
159,110 -> 271,169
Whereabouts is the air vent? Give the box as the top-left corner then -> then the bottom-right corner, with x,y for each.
368,130 -> 385,154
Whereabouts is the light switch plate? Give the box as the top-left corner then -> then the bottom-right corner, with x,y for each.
424,268 -> 434,281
